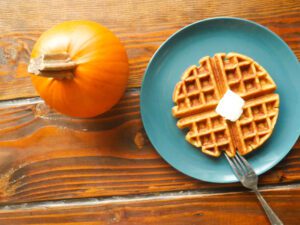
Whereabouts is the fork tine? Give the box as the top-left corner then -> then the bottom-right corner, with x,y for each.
232,157 -> 246,176
234,154 -> 248,174
236,152 -> 255,173
225,154 -> 243,180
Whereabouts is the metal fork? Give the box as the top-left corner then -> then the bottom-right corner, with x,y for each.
225,152 -> 283,225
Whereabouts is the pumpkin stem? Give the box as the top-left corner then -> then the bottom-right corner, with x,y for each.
28,53 -> 77,79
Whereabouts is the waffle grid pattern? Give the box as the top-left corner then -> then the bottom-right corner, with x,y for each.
183,113 -> 235,157
172,57 -> 221,117
173,52 -> 279,157
236,96 -> 279,154
219,53 -> 276,98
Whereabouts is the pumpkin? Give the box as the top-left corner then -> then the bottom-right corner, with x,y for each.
28,20 -> 129,118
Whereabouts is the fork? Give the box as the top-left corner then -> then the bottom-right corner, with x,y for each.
225,152 -> 283,225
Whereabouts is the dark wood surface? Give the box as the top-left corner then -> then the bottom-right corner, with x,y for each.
0,0 -> 299,224
0,187 -> 299,225
0,0 -> 299,100
0,92 -> 299,204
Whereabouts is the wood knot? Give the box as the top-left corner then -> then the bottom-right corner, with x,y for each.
33,103 -> 51,117
109,209 -> 126,224
278,172 -> 287,183
0,39 -> 24,65
134,132 -> 145,149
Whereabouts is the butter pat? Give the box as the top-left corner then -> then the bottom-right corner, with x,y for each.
215,90 -> 245,122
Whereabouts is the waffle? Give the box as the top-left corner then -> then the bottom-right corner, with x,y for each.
172,56 -> 221,118
173,53 -> 279,157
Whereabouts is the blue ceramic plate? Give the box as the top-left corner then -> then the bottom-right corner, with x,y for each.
140,17 -> 300,183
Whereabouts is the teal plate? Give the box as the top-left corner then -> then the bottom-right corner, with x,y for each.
140,17 -> 300,183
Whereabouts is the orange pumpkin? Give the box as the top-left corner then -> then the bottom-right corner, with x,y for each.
28,20 -> 129,118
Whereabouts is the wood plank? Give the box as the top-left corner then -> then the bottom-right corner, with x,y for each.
0,0 -> 299,100
0,187 -> 299,225
0,91 -> 299,203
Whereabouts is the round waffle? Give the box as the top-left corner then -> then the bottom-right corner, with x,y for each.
172,53 -> 279,157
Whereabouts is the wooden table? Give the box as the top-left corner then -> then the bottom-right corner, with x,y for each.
0,0 -> 299,224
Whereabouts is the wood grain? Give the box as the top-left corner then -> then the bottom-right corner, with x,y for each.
0,1 -> 299,224
0,187 -> 299,225
0,91 -> 298,204
0,0 -> 299,100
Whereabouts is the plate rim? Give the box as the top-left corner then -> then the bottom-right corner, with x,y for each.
140,16 -> 300,183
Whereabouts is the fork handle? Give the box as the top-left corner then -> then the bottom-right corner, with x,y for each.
254,190 -> 284,225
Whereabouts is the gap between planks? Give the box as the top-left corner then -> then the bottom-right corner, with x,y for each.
0,182 -> 299,211
0,87 -> 141,105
